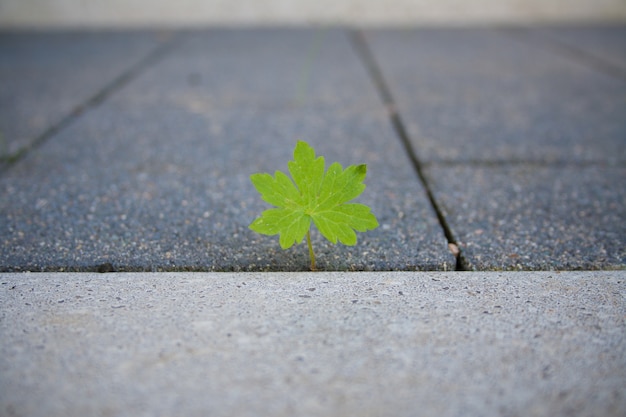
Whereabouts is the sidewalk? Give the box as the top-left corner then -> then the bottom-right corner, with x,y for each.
1,271 -> 625,417
0,26 -> 625,416
0,26 -> 624,271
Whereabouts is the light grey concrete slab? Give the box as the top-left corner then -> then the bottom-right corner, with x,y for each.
0,29 -> 453,271
1,271 -> 624,417
0,31 -> 168,160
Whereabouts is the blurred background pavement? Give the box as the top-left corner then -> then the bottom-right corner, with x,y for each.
1,0 -> 625,28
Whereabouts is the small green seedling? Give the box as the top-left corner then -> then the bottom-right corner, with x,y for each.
249,140 -> 379,271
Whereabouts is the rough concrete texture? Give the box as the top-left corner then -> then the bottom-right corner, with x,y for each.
1,271 -> 625,417
0,31 -> 168,159
424,165 -> 626,270
0,29 -> 454,272
365,27 -> 626,270
1,27 -> 624,272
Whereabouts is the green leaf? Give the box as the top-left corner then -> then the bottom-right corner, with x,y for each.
249,140 -> 378,250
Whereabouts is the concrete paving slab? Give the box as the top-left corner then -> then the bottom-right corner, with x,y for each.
364,28 -> 626,164
536,25 -> 626,74
112,28 -> 380,110
0,31 -> 168,161
0,29 -> 454,271
364,27 -> 626,270
424,165 -> 626,270
1,271 -> 624,417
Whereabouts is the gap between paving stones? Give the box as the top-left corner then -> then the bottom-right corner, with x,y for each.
0,32 -> 181,172
350,29 -> 468,271
420,159 -> 625,168
2,28 -> 622,272
497,27 -> 626,82
1,29 -> 457,272
359,26 -> 626,271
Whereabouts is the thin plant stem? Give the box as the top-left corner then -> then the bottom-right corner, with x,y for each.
306,230 -> 316,271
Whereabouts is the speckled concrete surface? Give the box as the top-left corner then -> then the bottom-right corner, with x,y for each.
424,165 -> 626,270
365,27 -> 626,270
0,27 -> 624,272
0,31 -> 168,159
1,26 -> 625,417
1,271 -> 625,417
0,29 -> 453,272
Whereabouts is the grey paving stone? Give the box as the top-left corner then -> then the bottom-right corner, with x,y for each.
112,28 -> 380,110
1,271 -> 625,417
537,25 -> 626,74
365,27 -> 626,270
0,30 -> 453,271
424,164 -> 626,270
365,28 -> 626,164
0,31 -> 168,160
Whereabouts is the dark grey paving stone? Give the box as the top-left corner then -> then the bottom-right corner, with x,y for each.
537,25 -> 626,74
424,164 -> 626,270
112,28 -> 380,111
0,85 -> 453,270
365,27 -> 626,270
365,28 -> 626,164
0,31 -> 168,159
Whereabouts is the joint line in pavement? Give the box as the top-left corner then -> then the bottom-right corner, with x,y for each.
349,29 -> 468,271
0,32 -> 182,173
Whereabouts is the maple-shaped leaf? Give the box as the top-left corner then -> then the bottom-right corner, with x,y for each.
249,141 -> 378,270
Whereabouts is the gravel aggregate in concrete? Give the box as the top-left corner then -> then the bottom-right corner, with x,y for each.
0,29 -> 454,271
0,31 -> 168,160
1,271 -> 624,417
1,27 -> 624,272
424,165 -> 626,270
364,27 -> 626,270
